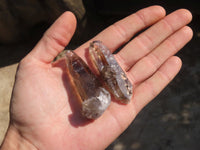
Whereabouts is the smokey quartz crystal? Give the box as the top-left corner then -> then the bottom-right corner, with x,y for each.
65,50 -> 111,119
89,41 -> 133,103
65,41 -> 133,119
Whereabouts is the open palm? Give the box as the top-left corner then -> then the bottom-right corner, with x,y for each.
8,6 -> 192,150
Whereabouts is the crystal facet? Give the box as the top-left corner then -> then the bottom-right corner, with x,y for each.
89,41 -> 133,103
65,50 -> 111,119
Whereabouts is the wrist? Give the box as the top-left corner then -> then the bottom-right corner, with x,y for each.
0,125 -> 37,150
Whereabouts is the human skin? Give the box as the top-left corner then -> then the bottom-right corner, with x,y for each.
0,6 -> 193,150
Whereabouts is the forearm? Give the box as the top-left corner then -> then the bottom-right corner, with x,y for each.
0,125 -> 37,150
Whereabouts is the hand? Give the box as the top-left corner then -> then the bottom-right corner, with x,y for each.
1,6 -> 192,150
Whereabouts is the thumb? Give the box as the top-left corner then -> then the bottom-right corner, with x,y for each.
28,11 -> 77,64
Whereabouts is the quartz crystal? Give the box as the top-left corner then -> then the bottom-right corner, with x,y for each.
65,50 -> 111,119
89,41 -> 133,103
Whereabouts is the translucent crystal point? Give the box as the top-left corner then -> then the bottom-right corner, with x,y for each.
89,41 -> 133,103
65,50 -> 111,119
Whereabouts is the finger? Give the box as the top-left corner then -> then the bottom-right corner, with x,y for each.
75,5 -> 166,57
128,26 -> 193,84
28,11 -> 77,63
132,56 -> 182,114
117,9 -> 192,71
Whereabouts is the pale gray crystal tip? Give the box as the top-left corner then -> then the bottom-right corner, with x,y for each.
82,88 -> 111,119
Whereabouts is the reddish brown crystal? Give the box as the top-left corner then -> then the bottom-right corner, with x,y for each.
65,50 -> 111,119
89,41 -> 133,103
